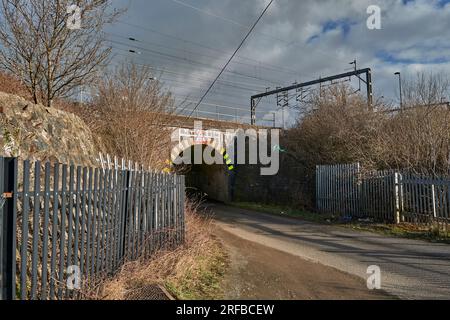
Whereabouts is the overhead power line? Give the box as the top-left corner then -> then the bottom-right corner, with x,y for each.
109,51 -> 269,90
108,40 -> 282,85
170,0 -> 352,67
188,0 -> 275,118
171,0 -> 286,43
158,76 -> 261,92
115,20 -> 300,76
108,57 -> 262,101
110,50 -> 278,90
105,32 -> 300,78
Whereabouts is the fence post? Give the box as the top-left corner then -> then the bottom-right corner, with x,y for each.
0,157 -> 17,300
121,170 -> 131,260
400,173 -> 405,222
394,172 -> 401,224
181,175 -> 186,243
431,184 -> 437,219
356,163 -> 361,216
316,165 -> 320,212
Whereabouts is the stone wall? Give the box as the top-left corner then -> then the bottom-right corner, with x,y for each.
0,92 -> 101,167
232,158 -> 314,208
230,138 -> 315,209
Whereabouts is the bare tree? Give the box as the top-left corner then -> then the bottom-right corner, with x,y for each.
0,0 -> 123,107
372,73 -> 450,175
82,62 -> 176,168
402,72 -> 450,107
286,84 -> 384,169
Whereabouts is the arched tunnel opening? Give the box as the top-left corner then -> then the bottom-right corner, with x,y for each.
173,144 -> 234,203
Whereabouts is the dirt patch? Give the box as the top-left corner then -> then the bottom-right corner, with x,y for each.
216,227 -> 394,300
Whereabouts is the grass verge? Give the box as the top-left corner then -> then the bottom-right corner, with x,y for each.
344,222 -> 450,243
228,201 -> 450,244
165,237 -> 228,300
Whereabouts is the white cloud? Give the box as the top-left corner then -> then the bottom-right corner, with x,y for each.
110,0 -> 450,120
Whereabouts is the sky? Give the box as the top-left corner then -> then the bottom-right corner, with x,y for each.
105,0 -> 450,127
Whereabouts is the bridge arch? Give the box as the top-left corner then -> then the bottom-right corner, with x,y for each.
165,137 -> 235,202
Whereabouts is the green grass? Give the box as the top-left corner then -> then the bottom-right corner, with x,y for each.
165,242 -> 228,300
228,201 -> 450,244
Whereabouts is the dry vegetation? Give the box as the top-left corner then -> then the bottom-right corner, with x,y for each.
281,72 -> 450,208
100,201 -> 227,300
0,71 -> 30,99
59,62 -> 177,170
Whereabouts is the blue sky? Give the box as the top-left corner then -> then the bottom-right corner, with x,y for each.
107,0 -> 450,127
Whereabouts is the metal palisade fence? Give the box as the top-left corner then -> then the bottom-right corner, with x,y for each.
316,163 -> 450,224
316,164 -> 362,218
0,157 -> 185,300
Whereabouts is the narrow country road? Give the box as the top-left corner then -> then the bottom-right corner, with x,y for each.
205,202 -> 450,300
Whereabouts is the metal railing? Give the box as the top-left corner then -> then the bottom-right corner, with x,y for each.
316,163 -> 450,224
0,157 -> 185,300
176,103 -> 277,127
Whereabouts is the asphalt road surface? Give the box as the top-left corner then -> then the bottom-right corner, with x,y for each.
206,202 -> 450,300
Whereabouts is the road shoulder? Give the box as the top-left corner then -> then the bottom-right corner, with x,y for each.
215,227 -> 394,300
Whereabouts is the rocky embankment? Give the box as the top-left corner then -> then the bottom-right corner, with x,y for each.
0,92 -> 99,166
